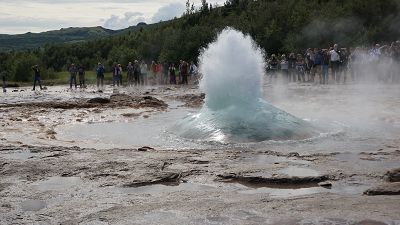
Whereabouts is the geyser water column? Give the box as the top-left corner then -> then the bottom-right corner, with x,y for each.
174,28 -> 317,142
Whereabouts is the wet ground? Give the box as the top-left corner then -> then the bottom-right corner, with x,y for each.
1,83 -> 400,224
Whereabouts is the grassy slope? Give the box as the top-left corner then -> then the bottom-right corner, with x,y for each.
0,27 -> 120,52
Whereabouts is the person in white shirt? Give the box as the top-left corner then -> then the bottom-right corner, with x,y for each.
329,44 -> 341,83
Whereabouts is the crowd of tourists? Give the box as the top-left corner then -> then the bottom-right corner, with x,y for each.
266,41 -> 400,84
2,41 -> 400,93
67,59 -> 199,90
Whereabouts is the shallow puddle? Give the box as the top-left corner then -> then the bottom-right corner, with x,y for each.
33,176 -> 82,192
115,182 -> 215,195
241,155 -> 311,165
55,105 -> 203,149
234,180 -> 369,198
278,166 -> 320,177
238,186 -> 324,198
20,199 -> 46,212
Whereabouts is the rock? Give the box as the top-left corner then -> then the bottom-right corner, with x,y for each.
123,172 -> 182,187
1,203 -> 11,208
176,93 -> 205,108
137,96 -> 168,108
318,181 -> 332,188
138,146 -> 154,152
110,93 -> 133,103
385,168 -> 400,182
217,173 -> 329,186
121,113 -> 140,118
364,182 -> 400,196
288,152 -> 300,157
353,220 -> 388,225
87,97 -> 110,104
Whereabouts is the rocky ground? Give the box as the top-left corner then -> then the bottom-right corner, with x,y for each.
0,84 -> 399,225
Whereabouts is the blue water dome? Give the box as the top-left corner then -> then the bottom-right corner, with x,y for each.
174,28 -> 317,143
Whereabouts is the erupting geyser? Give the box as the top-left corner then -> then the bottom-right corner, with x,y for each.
174,28 -> 316,142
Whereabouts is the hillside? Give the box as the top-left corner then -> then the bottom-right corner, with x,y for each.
0,24 -> 147,52
1,0 -> 399,82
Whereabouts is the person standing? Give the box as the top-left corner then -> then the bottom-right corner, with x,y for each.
280,55 -> 289,83
150,61 -> 157,85
189,61 -> 198,84
2,73 -> 6,93
180,60 -> 189,85
32,65 -> 43,91
341,48 -> 349,84
126,62 -> 134,86
69,63 -> 78,89
329,44 -> 341,83
140,60 -> 148,85
288,53 -> 297,82
96,62 -> 105,89
269,54 -> 279,83
133,60 -> 141,86
163,62 -> 169,85
169,63 -> 176,85
78,65 -> 86,88
390,41 -> 400,82
305,48 -> 315,82
321,49 -> 330,84
112,63 -> 119,87
118,64 -> 123,86
313,48 -> 322,84
295,54 -> 305,82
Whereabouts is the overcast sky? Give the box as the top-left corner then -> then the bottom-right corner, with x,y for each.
0,0 -> 226,34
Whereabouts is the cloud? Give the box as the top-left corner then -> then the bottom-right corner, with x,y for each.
103,12 -> 145,30
151,2 -> 185,23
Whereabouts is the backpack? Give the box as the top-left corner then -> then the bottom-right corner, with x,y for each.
78,68 -> 84,75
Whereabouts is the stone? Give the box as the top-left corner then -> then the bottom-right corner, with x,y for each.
87,97 -> 111,104
385,168 -> 400,182
318,181 -> 332,188
353,220 -> 388,225
138,146 -> 154,152
364,182 -> 400,196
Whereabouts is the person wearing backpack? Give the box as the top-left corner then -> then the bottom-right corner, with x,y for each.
96,62 -> 105,90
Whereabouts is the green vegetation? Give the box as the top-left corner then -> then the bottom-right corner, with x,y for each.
0,25 -> 148,52
1,0 -> 399,82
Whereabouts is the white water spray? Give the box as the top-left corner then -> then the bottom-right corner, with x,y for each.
174,28 -> 316,142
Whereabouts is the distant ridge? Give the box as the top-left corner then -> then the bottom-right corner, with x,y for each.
0,23 -> 147,52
